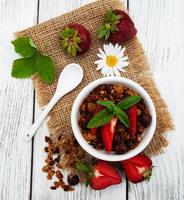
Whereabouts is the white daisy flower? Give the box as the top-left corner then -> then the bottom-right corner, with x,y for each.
94,43 -> 129,77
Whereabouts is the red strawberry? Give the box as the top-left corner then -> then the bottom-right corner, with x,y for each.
101,117 -> 117,152
90,160 -> 122,190
127,105 -> 138,138
98,9 -> 137,43
120,154 -> 153,183
60,23 -> 91,56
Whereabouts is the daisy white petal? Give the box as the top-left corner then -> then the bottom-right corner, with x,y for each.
119,56 -> 129,62
94,59 -> 105,65
99,48 -> 106,57
113,69 -> 121,76
103,44 -> 110,55
97,53 -> 105,59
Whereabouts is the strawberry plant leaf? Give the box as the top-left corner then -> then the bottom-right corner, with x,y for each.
76,161 -> 92,173
11,37 -> 37,58
87,109 -> 114,128
11,57 -> 36,78
118,96 -> 141,109
35,54 -> 55,84
97,100 -> 115,112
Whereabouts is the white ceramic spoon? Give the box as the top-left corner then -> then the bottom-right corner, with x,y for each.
24,63 -> 83,142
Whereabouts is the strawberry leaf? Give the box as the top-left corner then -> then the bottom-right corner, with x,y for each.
11,37 -> 37,58
11,36 -> 56,84
11,57 -> 36,78
76,161 -> 92,173
118,96 -> 141,109
60,27 -> 81,57
97,10 -> 122,40
87,109 -> 114,128
35,54 -> 55,84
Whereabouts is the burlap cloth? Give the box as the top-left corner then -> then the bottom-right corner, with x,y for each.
16,0 -> 174,169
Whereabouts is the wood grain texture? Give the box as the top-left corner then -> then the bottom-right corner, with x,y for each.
128,0 -> 184,199
0,0 -> 38,200
1,0 -> 184,200
31,1 -> 127,200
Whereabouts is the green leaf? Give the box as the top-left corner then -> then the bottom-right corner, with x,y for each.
97,10 -> 122,41
114,106 -> 130,128
97,100 -> 115,112
35,54 -> 55,84
76,161 -> 92,173
29,38 -> 37,48
118,96 -> 141,109
87,109 -> 114,128
11,57 -> 36,78
11,37 -> 37,57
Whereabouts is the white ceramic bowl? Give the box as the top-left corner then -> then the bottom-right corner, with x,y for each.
71,77 -> 156,162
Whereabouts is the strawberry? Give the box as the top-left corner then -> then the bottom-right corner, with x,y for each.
120,154 -> 153,183
127,105 -> 138,138
60,23 -> 91,56
101,117 -> 118,152
90,160 -> 122,190
98,9 -> 137,43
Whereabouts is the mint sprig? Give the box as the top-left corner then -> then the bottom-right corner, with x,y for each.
87,96 -> 141,128
11,36 -> 55,84
117,95 -> 141,109
87,109 -> 114,128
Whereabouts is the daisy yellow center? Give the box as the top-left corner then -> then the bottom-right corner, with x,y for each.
106,55 -> 118,68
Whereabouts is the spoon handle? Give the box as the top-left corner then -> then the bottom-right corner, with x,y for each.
23,95 -> 60,142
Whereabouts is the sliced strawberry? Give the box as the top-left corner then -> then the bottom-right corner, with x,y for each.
90,128 -> 97,135
127,154 -> 152,168
90,160 -> 122,190
120,154 -> 153,183
127,105 -> 138,138
101,117 -> 118,152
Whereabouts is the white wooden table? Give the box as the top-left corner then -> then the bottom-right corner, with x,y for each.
0,0 -> 184,199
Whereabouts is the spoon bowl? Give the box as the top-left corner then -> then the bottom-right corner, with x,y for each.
24,63 -> 83,142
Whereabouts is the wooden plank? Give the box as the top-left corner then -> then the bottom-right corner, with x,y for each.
128,0 -> 184,199
0,0 -> 38,200
31,0 -> 127,200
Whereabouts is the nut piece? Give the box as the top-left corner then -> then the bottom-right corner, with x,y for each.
50,186 -> 56,190
56,170 -> 63,179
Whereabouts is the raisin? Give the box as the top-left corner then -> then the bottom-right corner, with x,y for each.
67,174 -> 80,186
139,113 -> 152,127
114,143 -> 128,154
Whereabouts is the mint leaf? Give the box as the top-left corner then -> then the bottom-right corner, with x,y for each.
97,100 -> 115,112
36,54 -> 55,84
11,57 -> 36,78
114,106 -> 130,128
76,161 -> 92,173
118,96 -> 141,109
11,37 -> 37,57
87,109 -> 114,128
